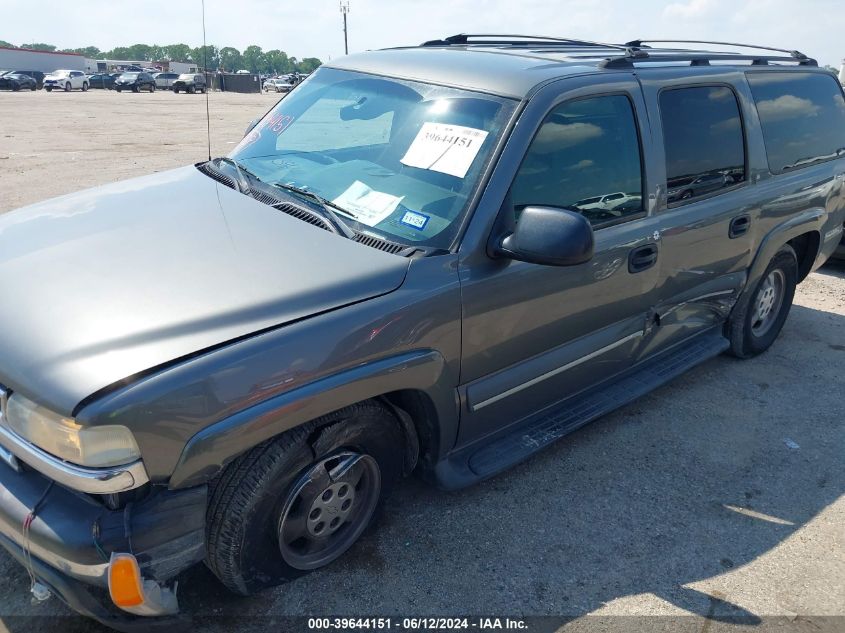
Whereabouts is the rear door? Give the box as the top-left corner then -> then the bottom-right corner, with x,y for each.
457,74 -> 663,445
636,71 -> 755,357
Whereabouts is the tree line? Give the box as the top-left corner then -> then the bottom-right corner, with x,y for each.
0,41 -> 322,74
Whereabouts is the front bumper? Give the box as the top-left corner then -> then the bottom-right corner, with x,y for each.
0,458 -> 207,627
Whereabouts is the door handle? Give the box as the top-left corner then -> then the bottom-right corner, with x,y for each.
729,214 -> 751,239
628,243 -> 658,273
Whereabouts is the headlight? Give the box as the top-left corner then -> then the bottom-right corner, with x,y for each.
3,394 -> 141,467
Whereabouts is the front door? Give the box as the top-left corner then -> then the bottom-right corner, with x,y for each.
457,75 -> 662,446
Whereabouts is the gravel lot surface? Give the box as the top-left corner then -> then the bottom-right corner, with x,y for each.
0,90 -> 843,633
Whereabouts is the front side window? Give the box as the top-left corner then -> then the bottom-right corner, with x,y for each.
659,86 -> 746,204
510,95 -> 644,227
230,68 -> 516,248
747,72 -> 845,173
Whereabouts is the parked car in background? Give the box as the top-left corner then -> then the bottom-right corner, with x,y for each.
0,70 -> 44,89
0,72 -> 37,91
0,35 -> 843,630
86,73 -> 119,90
114,72 -> 156,93
263,77 -> 293,93
43,70 -> 88,92
172,73 -> 207,93
153,72 -> 179,90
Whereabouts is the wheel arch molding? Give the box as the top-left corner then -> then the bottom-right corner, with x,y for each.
745,209 -> 824,294
168,350 -> 457,489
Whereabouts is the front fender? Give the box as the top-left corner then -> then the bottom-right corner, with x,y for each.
168,350 -> 456,489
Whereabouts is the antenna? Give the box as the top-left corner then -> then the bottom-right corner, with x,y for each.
340,1 -> 350,55
201,0 -> 211,161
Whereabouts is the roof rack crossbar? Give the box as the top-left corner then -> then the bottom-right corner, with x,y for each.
599,52 -> 816,69
421,33 -> 632,52
624,39 -> 811,61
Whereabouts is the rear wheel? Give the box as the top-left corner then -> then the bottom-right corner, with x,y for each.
150,83 -> 156,92
30,84 -> 36,91
728,244 -> 797,358
205,400 -> 404,595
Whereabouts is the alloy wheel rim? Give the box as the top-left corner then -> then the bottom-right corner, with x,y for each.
277,451 -> 380,570
750,269 -> 785,337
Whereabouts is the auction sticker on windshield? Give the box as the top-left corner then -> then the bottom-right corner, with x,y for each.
400,122 -> 489,179
333,181 -> 404,226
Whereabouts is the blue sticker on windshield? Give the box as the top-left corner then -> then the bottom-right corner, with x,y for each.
399,211 -> 430,230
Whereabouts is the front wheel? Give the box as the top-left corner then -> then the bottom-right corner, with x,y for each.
45,86 -> 52,92
205,401 -> 404,595
64,82 -> 71,92
727,244 -> 797,358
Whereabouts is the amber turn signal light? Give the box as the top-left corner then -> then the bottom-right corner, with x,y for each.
108,553 -> 145,608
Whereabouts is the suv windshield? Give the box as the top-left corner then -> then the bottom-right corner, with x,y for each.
230,68 -> 516,248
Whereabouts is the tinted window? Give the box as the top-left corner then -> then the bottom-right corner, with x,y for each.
511,95 -> 644,227
659,86 -> 745,203
747,72 -> 845,173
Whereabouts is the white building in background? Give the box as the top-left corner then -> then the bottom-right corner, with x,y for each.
839,60 -> 845,85
0,46 -> 95,72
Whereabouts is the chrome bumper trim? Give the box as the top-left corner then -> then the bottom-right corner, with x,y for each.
0,424 -> 149,494
0,523 -> 109,585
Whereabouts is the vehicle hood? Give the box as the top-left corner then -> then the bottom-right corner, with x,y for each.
0,166 -> 410,414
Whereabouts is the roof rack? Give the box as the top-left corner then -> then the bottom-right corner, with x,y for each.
420,33 -> 634,52
624,39 -> 812,61
417,34 -> 817,69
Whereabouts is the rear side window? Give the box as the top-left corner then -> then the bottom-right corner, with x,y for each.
659,86 -> 746,204
511,95 -> 644,227
747,72 -> 845,173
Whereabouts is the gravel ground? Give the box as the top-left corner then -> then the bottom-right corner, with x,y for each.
0,90 -> 843,633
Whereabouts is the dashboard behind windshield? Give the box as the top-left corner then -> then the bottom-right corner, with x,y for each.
230,68 -> 516,249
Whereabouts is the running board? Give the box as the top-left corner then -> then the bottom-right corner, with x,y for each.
433,328 -> 729,489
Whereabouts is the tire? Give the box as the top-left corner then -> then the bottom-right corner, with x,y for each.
173,87 -> 179,93
205,400 -> 404,595
116,88 -> 121,93
12,84 -> 19,92
30,84 -> 36,91
132,85 -> 139,93
45,87 -> 52,92
82,82 -> 88,91
727,244 -> 797,359
150,83 -> 156,92
64,82 -> 71,92
188,86 -> 195,94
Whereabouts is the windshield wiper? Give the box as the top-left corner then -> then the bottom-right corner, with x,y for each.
213,157 -> 255,193
272,183 -> 357,239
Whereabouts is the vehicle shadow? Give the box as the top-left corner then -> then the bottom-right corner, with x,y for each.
1,302 -> 842,632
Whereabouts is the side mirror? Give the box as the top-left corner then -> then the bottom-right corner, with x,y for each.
243,118 -> 259,138
495,205 -> 594,266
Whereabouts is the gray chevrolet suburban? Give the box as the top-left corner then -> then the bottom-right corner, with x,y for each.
1,35 -> 844,628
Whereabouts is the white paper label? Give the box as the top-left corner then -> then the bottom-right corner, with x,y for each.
400,122 -> 489,179
332,181 -> 403,227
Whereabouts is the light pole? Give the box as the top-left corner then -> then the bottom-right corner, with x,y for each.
340,1 -> 350,55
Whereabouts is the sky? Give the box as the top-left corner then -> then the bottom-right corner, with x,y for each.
0,0 -> 842,68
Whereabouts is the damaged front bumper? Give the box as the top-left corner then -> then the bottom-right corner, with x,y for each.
0,457 -> 206,630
